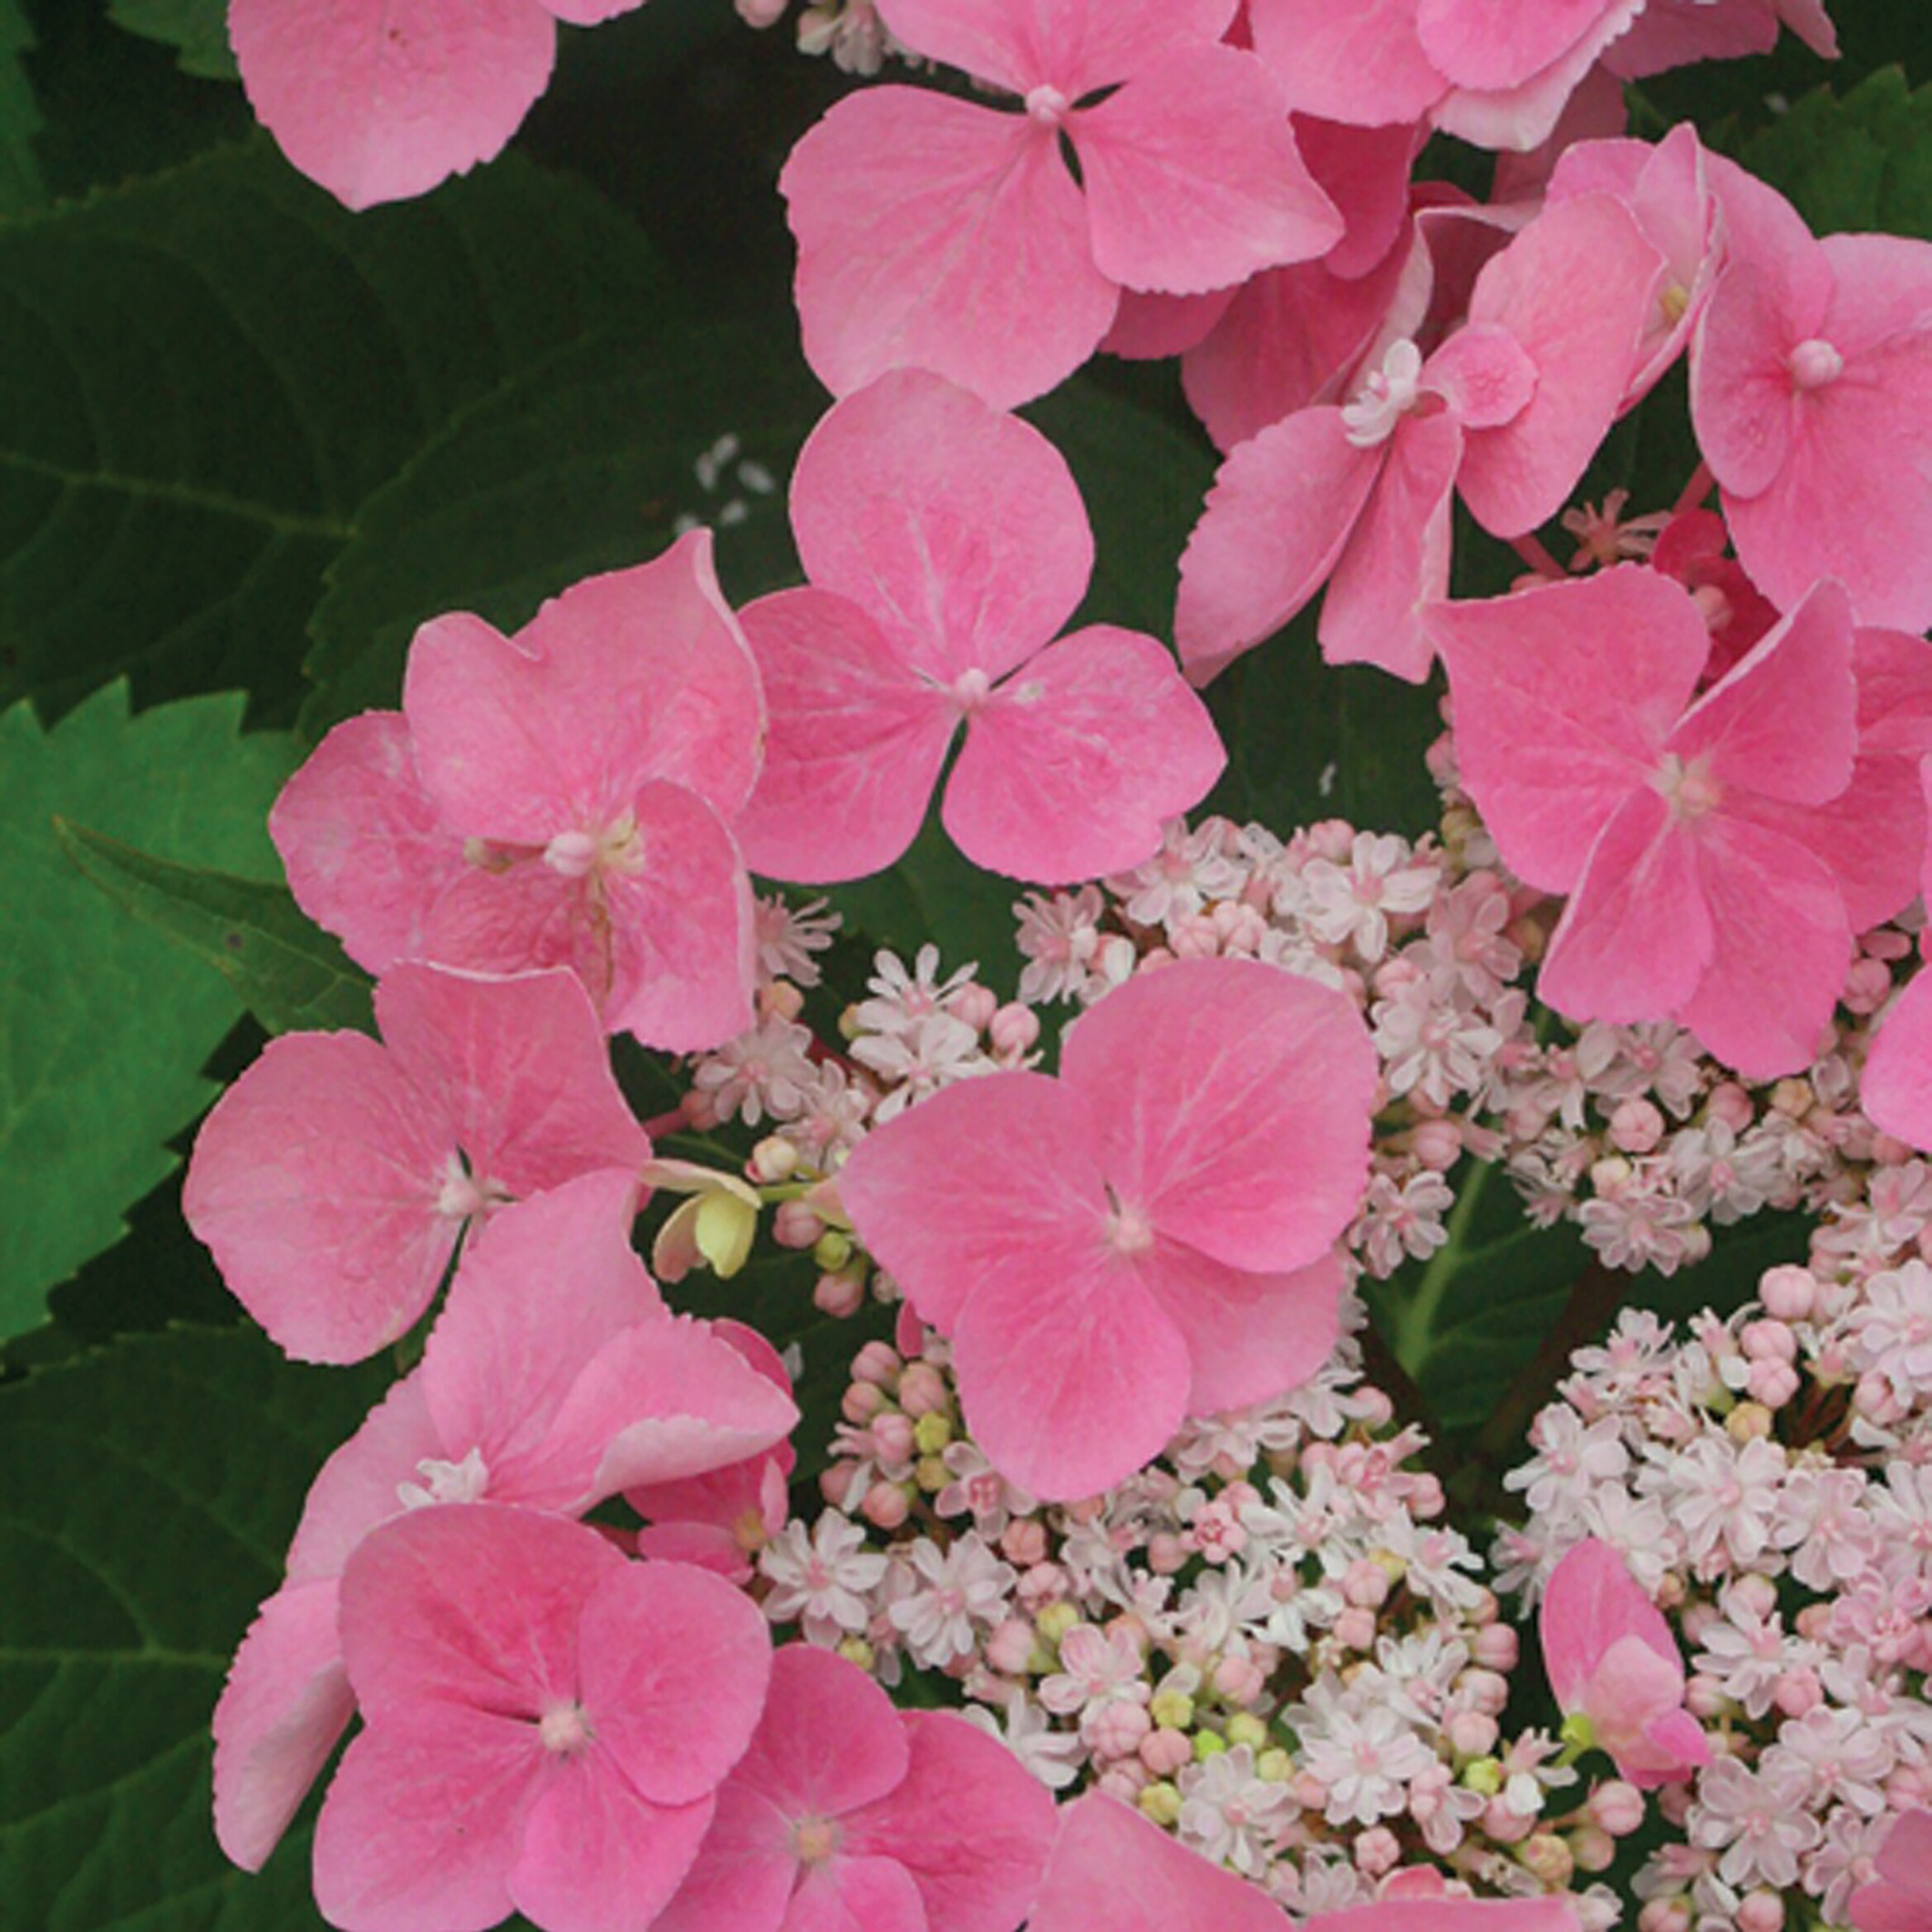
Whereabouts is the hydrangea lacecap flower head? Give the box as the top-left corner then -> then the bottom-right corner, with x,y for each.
183,964 -> 649,1363
212,1172 -> 798,1873
1432,568 -> 1922,1080
836,957 -> 1376,1499
1177,191 -> 1663,684
230,0 -> 645,211
1692,164 -> 1932,633
655,1643 -> 1056,1932
273,531 -> 765,1053
1538,1537 -> 1710,1789
1850,1809 -> 1932,1932
310,1504 -> 772,1932
732,369 -> 1226,887
780,0 -> 1344,409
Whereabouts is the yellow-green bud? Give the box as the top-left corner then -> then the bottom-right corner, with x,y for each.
1139,1782 -> 1183,1828
1225,1713 -> 1268,1750
1463,1756 -> 1503,1796
913,1412 -> 954,1455
1149,1690 -> 1195,1731
1035,1601 -> 1079,1645
836,1636 -> 875,1671
1193,1730 -> 1229,1763
813,1229 -> 854,1273
1558,1711 -> 1597,1754
1256,1748 -> 1292,1783
915,1453 -> 949,1492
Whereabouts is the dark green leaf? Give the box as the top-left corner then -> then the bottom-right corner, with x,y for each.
54,821 -> 374,1036
0,0 -> 41,217
0,1325 -> 389,1930
107,0 -> 236,80
1739,66 -> 1932,239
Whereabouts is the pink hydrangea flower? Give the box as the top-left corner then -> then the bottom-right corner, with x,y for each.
310,1504 -> 771,1932
183,964 -> 648,1363
1691,166 -> 1932,631
273,533 -> 765,1051
1856,764 -> 1932,1153
780,0 -> 1344,408
1431,568 -> 1920,1079
1850,1809 -> 1932,1932
212,1172 -> 799,1873
655,1643 -> 1056,1932
1539,1537 -> 1710,1788
1177,191 -> 1663,683
231,0 -> 643,211
837,957 -> 1376,1498
732,371 -> 1226,886
1606,0 -> 1836,79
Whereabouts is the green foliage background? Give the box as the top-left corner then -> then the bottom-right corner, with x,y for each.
0,2 -> 1925,1923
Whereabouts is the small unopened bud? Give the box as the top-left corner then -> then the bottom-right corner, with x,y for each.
749,1135 -> 800,1183
990,1002 -> 1040,1056
772,1199 -> 826,1249
1520,1834 -> 1573,1887
814,1269 -> 864,1318
897,1362 -> 949,1417
1736,1892 -> 1785,1932
947,983 -> 999,1031
860,1481 -> 910,1530
1354,1827 -> 1401,1877
1588,1781 -> 1645,1837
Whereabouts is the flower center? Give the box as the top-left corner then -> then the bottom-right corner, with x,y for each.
793,1815 -> 842,1865
1788,337 -> 1844,392
539,1701 -> 594,1757
397,1446 -> 492,1510
1341,340 -> 1424,448
1024,84 -> 1068,128
952,667 -> 993,715
545,810 -> 645,880
1650,750 -> 1723,823
1105,1199 -> 1157,1257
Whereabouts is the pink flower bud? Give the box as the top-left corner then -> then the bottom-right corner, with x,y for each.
1462,1668 -> 1509,1716
943,983 -> 997,1032
841,1381 -> 885,1425
1445,1710 -> 1498,1758
1357,1387 -> 1396,1429
1344,1558 -> 1392,1608
1472,1621 -> 1519,1670
1843,955 -> 1894,1015
897,1363 -> 949,1416
861,1481 -> 910,1530
1520,1834 -> 1574,1887
1858,1371 -> 1906,1424
1887,1763 -> 1932,1808
1411,1119 -> 1463,1170
1086,1701 -> 1151,1761
735,0 -> 788,26
985,1618 -> 1035,1674
1018,1562 -> 1066,1611
989,1002 -> 1040,1056
1610,1098 -> 1666,1154
1354,1827 -> 1401,1877
1873,1130 -> 1915,1167
760,978 -> 807,1021
1746,1357 -> 1799,1407
852,1340 -> 902,1387
1292,1772 -> 1328,1810
1588,1781 -> 1645,1836
773,1200 -> 826,1249
1736,1892 -> 1784,1932
1577,1892 -> 1620,1932
1097,1761 -> 1149,1802
1482,1799 -> 1535,1844
815,1269 -> 864,1317
1684,1673 -> 1726,1720
1639,1901 -> 1692,1932
1140,1728 -> 1192,1776
1144,1531 -> 1187,1575
1214,1654 -> 1266,1704
820,1461 -> 863,1507
1740,1318 -> 1796,1362
1706,1083 -> 1754,1133
1001,1519 -> 1047,1566
1758,1264 -> 1816,1321
1772,1668 -> 1822,1718
1796,1603 -> 1833,1641
1308,819 -> 1356,861
1656,1782 -> 1694,1827
1408,1473 -> 1446,1517
1333,1608 -> 1378,1651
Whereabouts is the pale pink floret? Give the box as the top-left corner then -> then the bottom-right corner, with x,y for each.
1539,1537 -> 1710,1789
1849,1809 -> 1932,1932
231,0 -> 646,211
656,1644 -> 1055,1932
1692,169 -> 1932,632
781,0 -> 1342,408
733,371 -> 1225,887
311,1505 -> 771,1932
837,958 -> 1375,1499
273,533 -> 765,1052
1177,193 -> 1660,685
211,1173 -> 798,1873
1434,568 -> 1919,1079
183,964 -> 647,1363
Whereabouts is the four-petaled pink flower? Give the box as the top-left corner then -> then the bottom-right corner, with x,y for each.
1539,1536 -> 1711,1789
231,0 -> 644,211
212,1171 -> 799,1874
733,370 -> 1226,887
781,0 -> 1344,409
183,964 -> 648,1363
837,957 -> 1376,1499
272,532 -> 765,1052
655,1643 -> 1056,1932
311,1503 -> 772,1932
1430,567 -> 1920,1079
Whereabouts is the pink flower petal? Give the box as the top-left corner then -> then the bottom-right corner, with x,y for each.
1175,407 -> 1383,683
950,1244 -> 1191,1499
312,1705 -> 538,1932
730,1644 -> 911,1824
785,1861 -> 927,1932
1416,0 -> 1619,91
1606,0 -> 1780,77
1856,628 -> 1932,761
374,963 -> 649,1192
270,711 -> 461,978
790,370 -> 1093,685
1310,1901 -> 1584,1932
1430,3 -> 1645,154
784,92 -> 1117,410
1063,958 -> 1378,1276
403,533 -> 764,840
837,1071 -> 1111,1336
1537,792 -> 1714,1025
732,588 -> 959,886
1103,288 -> 1239,360
1458,193 -> 1663,536
1849,1880 -> 1932,1932
1298,117 -> 1427,280
653,1781 -> 798,1932
1430,567 -> 1707,891
1876,1810 -> 1932,1897
840,1710 -> 1058,1932
1673,815 -> 1850,1079
1073,47 -> 1342,295
182,1030 -> 458,1363
286,1373 -> 442,1582
1029,1791 -> 1289,1932
212,1580 -> 355,1872
1539,1538 -> 1679,1711
1244,0 -> 1444,126
1318,407 -> 1462,683
941,625 -> 1226,882
1152,1247 -> 1348,1414
1863,973 -> 1932,1154
229,0 -> 554,211
510,1754 -> 716,1932
576,1558 -> 773,1806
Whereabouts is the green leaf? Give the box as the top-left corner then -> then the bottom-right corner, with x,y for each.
302,323 -> 821,730
0,0 -> 41,217
0,683 -> 293,1338
0,140 -> 666,726
1739,67 -> 1932,240
54,821 -> 374,1036
107,0 -> 238,79
0,1325 -> 388,1930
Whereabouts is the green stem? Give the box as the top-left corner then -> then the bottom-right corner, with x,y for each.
1389,1154 -> 1495,1374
